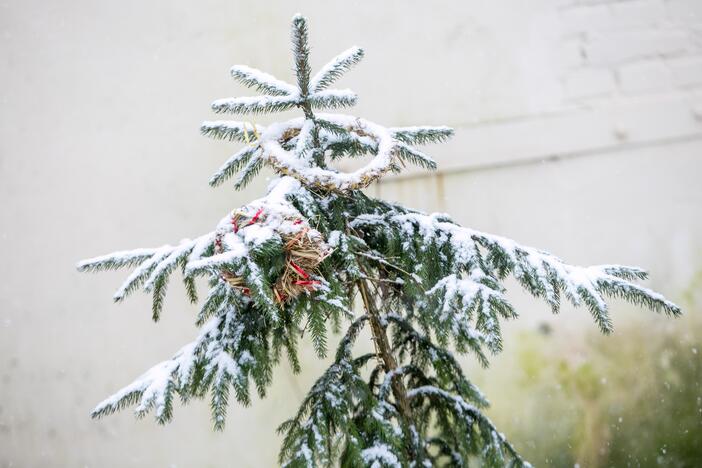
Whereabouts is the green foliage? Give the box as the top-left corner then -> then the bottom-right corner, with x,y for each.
394,143 -> 438,171
291,14 -> 311,96
78,13 -> 682,468
390,126 -> 454,145
201,121 -> 265,143
277,317 -> 372,467
207,146 -> 260,187
311,46 -> 364,92
478,316 -> 702,467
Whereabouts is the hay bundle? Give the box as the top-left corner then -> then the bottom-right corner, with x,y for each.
264,118 -> 398,193
219,209 -> 331,304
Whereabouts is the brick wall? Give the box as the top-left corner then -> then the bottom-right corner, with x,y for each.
374,0 -> 702,177
560,0 -> 702,99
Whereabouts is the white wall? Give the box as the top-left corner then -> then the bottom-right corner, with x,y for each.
1,0 -> 700,466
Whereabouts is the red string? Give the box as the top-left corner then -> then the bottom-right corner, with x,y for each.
293,280 -> 320,286
247,208 -> 264,225
289,260 -> 310,279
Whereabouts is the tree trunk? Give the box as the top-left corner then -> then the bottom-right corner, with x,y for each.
357,279 -> 413,427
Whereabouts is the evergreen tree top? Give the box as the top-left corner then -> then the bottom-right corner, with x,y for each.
78,14 -> 680,467
201,13 -> 451,193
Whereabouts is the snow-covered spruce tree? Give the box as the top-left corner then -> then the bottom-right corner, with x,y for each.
78,14 -> 680,467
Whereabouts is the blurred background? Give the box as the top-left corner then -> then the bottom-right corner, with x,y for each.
1,0 -> 701,466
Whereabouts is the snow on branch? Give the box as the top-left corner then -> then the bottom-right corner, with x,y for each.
311,46 -> 365,92
91,350 -> 186,423
76,248 -> 160,273
394,142 -> 437,170
261,115 -> 399,192
278,356 -> 365,466
389,126 -> 454,145
351,210 -> 681,334
407,385 -> 479,414
293,118 -> 316,162
386,314 -> 489,405
407,385 -> 530,467
361,444 -> 402,468
291,14 -> 311,94
77,177 -> 309,321
78,235 -> 213,307
232,154 -> 264,190
211,94 -> 301,115
209,146 -> 261,187
278,316 -> 370,466
230,65 -> 297,96
468,227 -> 682,331
91,308 -> 250,425
203,113 -> 449,190
143,240 -> 200,292
184,236 -> 247,276
309,89 -> 358,109
204,23 -> 450,192
426,272 -> 515,353
201,120 -> 266,143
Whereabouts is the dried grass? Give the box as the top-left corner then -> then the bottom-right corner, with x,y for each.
218,210 -> 331,304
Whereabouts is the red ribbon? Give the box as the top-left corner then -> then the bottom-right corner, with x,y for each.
247,208 -> 264,225
289,260 -> 310,279
293,280 -> 320,286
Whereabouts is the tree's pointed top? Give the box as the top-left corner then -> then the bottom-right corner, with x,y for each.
291,14 -> 311,94
204,15 -> 452,190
